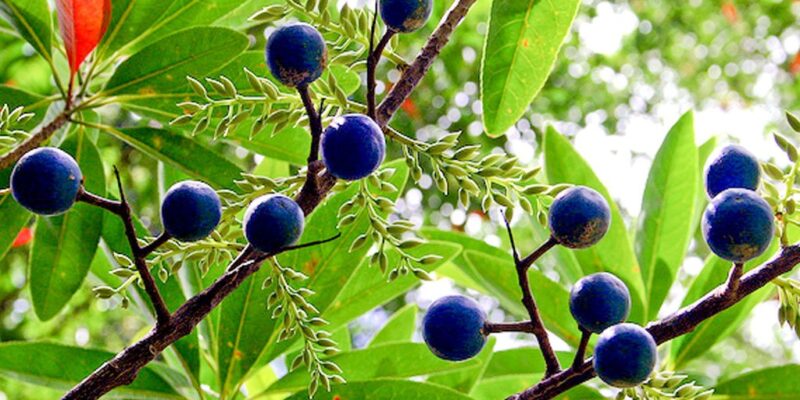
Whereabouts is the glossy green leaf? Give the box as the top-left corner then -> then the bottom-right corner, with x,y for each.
544,126 -> 645,322
480,0 -> 580,136
264,343 -> 481,395
462,250 -> 582,346
0,167 -> 30,260
471,374 -> 602,400
98,0 -> 179,58
104,27 -> 247,96
29,132 -> 104,320
427,338 -> 495,394
483,348 -> 574,379
0,85 -> 47,130
0,0 -> 52,60
669,240 -> 779,368
109,127 -> 242,190
713,365 -> 800,399
0,342 -> 182,398
637,111 -> 698,319
368,304 -> 417,347
285,379 -> 475,400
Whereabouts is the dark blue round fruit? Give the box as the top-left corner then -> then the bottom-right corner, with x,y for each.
379,0 -> 433,33
702,188 -> 773,263
161,181 -> 221,242
594,323 -> 657,388
705,144 -> 760,199
321,114 -> 386,181
422,295 -> 487,361
11,147 -> 82,215
548,186 -> 611,249
243,194 -> 304,253
266,23 -> 327,87
570,272 -> 630,334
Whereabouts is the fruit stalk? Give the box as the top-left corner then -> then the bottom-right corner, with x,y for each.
509,244 -> 800,399
62,1 -> 479,398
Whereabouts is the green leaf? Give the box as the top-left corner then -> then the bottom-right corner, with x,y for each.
462,250 -> 582,346
0,342 -> 182,398
285,379 -> 475,400
104,27 -> 248,96
0,167 -> 31,260
713,365 -> 800,399
29,132 -> 104,320
264,343 -> 481,395
98,0 -> 180,58
0,0 -> 52,60
0,85 -> 47,130
109,127 -> 242,190
427,338 -> 495,394
480,0 -> 580,136
669,239 -> 779,368
544,126 -> 646,322
471,374 -> 602,400
483,348 -> 574,379
636,111 -> 698,319
368,304 -> 417,347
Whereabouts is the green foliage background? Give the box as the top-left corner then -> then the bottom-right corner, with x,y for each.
0,0 -> 799,399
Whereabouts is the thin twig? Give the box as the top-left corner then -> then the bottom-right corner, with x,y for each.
484,321 -> 536,334
726,262 -> 744,294
297,85 -> 322,164
141,232 -> 172,256
503,217 -> 561,377
572,328 -> 591,370
367,21 -> 395,119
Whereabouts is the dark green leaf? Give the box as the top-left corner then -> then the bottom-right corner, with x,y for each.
637,111 -> 698,319
0,167 -> 30,260
104,27 -> 248,96
481,0 -> 580,136
29,132 -> 104,320
0,85 -> 46,130
0,341 -> 182,398
0,0 -> 52,60
110,127 -> 242,190
426,338 -> 495,393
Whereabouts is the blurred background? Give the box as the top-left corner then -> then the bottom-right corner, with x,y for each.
1,0 -> 799,398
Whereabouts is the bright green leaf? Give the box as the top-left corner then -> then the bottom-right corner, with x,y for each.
368,304 -> 417,347
480,0 -> 580,136
0,0 -> 52,60
637,111 -> 698,319
713,365 -> 800,399
285,379 -> 475,400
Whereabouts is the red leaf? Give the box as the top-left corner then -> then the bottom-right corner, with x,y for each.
12,227 -> 32,248
56,0 -> 112,75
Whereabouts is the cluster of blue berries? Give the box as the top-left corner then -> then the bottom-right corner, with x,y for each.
702,145 -> 774,263
422,185 -> 657,387
9,148 -> 306,254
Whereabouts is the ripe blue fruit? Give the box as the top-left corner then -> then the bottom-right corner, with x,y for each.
11,147 -> 82,215
594,323 -> 657,388
422,295 -> 487,361
702,188 -> 774,263
161,181 -> 221,242
379,0 -> 433,33
548,186 -> 611,249
705,144 -> 760,199
243,194 -> 304,254
266,23 -> 327,87
321,114 -> 386,180
570,272 -> 630,334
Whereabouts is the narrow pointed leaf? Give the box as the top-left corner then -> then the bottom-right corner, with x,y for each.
56,0 -> 111,73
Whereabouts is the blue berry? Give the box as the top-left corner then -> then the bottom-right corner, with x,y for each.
548,186 -> 611,249
11,147 -> 82,215
422,295 -> 487,361
243,194 -> 304,253
594,323 -> 657,388
570,273 -> 630,334
161,181 -> 221,242
380,0 -> 433,33
702,188 -> 773,263
321,114 -> 386,180
266,23 -> 327,87
705,144 -> 760,199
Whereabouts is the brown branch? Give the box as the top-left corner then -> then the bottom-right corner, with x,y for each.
141,232 -> 172,256
484,321 -> 536,334
297,85 -> 322,164
375,0 -> 478,127
367,31 -> 395,119
78,170 -> 172,327
0,112 -> 71,170
571,328 -> 590,370
63,2 -> 475,397
509,245 -> 800,400
503,216 -> 561,377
